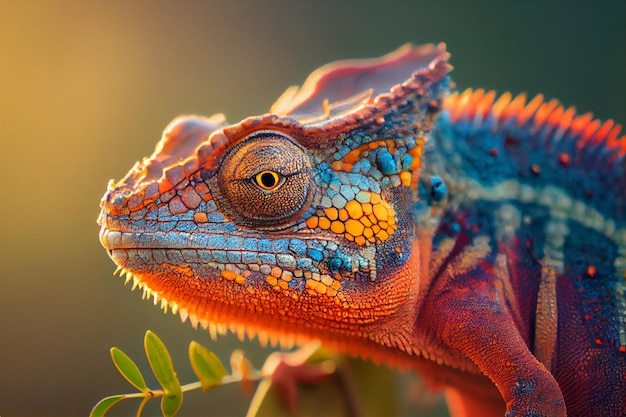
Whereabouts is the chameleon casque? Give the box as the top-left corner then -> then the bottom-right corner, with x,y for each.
98,44 -> 626,416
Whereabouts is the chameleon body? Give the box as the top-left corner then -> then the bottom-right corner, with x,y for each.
98,44 -> 626,416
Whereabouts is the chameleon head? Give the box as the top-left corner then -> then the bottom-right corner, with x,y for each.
98,44 -> 451,355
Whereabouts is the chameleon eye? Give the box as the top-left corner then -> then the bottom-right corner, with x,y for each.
255,170 -> 282,191
210,132 -> 313,229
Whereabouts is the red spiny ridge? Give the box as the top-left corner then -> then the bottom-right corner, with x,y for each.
444,88 -> 626,158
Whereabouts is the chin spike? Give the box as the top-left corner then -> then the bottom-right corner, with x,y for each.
179,308 -> 189,323
188,312 -> 199,329
236,326 -> 246,342
208,322 -> 217,340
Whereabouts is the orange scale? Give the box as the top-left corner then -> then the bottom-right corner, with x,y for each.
345,218 -> 365,237
331,221 -> 345,234
377,230 -> 389,241
193,212 -> 208,223
318,217 -> 331,230
305,216 -> 319,229
158,179 -> 174,194
324,207 -> 339,220
345,200 -> 363,219
373,204 -> 389,221
399,171 -> 412,186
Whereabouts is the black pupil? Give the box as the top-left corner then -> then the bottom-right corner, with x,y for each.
261,172 -> 276,188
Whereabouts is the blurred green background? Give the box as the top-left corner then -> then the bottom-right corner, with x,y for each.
0,1 -> 624,416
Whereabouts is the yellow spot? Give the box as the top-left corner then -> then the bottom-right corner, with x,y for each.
362,203 -> 373,215
346,219 -> 365,237
338,208 -> 349,221
271,266 -> 282,278
221,270 -> 237,281
377,230 -> 389,241
363,226 -> 374,238
408,146 -> 423,169
305,279 -> 317,290
278,280 -> 289,290
355,235 -> 366,246
265,275 -> 277,286
346,200 -> 363,219
361,216 -> 373,227
331,281 -> 341,290
321,275 -> 333,286
373,203 -> 388,221
316,284 -> 328,295
221,270 -> 245,285
399,171 -> 412,186
327,287 -> 338,297
318,217 -> 331,230
324,207 -> 339,220
193,212 -> 208,223
306,216 -> 318,229
331,220 -> 345,234
322,98 -> 331,117
370,193 -> 381,204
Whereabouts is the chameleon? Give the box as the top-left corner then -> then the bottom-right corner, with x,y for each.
98,44 -> 626,416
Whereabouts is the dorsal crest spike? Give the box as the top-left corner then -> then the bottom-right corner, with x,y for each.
443,88 -> 626,157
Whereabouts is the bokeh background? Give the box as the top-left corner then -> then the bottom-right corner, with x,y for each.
1,1 -> 624,416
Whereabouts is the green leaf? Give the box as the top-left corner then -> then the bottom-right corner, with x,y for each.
89,395 -> 125,417
161,393 -> 183,417
144,331 -> 183,417
110,347 -> 148,392
188,341 -> 228,390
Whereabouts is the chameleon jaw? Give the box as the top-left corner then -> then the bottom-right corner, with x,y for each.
103,237 -> 426,367
114,265 -> 309,350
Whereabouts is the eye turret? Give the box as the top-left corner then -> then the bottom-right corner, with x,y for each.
209,132 -> 313,230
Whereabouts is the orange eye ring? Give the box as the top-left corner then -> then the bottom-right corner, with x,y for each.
255,170 -> 281,191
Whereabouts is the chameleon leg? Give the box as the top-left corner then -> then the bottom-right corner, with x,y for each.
426,264 -> 567,417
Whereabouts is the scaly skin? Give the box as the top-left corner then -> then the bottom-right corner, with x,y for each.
98,44 -> 626,416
